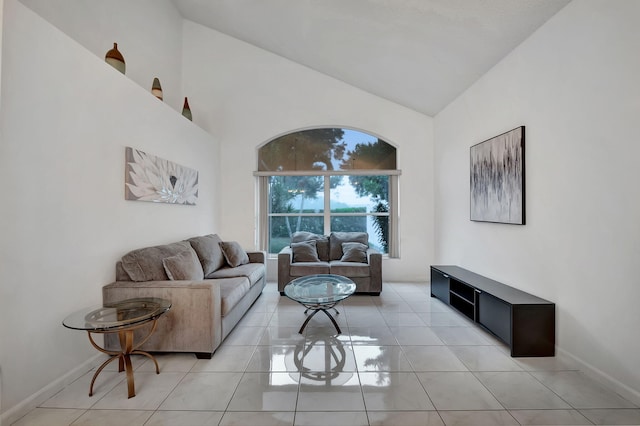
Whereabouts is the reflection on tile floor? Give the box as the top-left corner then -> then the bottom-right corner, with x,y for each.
12,282 -> 640,426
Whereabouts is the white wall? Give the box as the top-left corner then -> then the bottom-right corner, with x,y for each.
0,0 -> 4,419
181,21 -> 434,282
19,0 -> 185,111
0,1 -> 219,421
434,0 -> 640,403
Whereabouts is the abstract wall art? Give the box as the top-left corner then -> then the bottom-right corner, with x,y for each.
470,126 -> 525,224
125,147 -> 198,205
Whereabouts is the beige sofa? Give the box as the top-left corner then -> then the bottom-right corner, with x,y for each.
102,234 -> 265,359
278,231 -> 382,295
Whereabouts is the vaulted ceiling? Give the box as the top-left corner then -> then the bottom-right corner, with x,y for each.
172,0 -> 571,116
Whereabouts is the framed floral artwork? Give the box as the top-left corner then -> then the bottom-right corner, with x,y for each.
125,147 -> 198,205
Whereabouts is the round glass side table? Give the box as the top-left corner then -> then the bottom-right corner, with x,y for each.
62,297 -> 171,398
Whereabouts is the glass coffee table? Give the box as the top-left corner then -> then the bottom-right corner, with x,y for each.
284,274 -> 356,334
62,298 -> 171,398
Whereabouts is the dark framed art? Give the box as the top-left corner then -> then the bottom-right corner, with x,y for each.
470,126 -> 525,224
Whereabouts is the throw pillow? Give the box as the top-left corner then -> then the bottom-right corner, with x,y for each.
340,242 -> 369,263
291,240 -> 320,262
187,234 -> 225,276
291,231 -> 329,261
121,241 -> 192,282
329,232 -> 368,260
162,247 -> 205,281
219,241 -> 250,268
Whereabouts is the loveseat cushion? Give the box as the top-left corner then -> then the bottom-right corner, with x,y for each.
291,232 -> 329,261
340,242 -> 369,263
220,241 -> 250,268
290,262 -> 330,276
329,232 -> 368,261
206,263 -> 264,286
330,261 -> 371,278
162,247 -> 205,281
187,234 -> 225,276
121,241 -> 192,282
218,277 -> 251,316
291,240 -> 320,263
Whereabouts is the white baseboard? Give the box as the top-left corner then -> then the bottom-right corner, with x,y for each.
1,354 -> 102,426
557,346 -> 640,406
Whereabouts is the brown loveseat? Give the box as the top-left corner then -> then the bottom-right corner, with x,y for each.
278,231 -> 382,295
102,234 -> 265,359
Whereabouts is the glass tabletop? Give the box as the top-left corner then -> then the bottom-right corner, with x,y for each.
62,298 -> 171,332
284,274 -> 356,305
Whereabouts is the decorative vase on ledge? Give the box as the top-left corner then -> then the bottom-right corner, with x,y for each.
151,78 -> 163,101
105,42 -> 126,74
182,97 -> 192,121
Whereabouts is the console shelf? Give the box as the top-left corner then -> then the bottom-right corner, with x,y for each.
430,265 -> 555,357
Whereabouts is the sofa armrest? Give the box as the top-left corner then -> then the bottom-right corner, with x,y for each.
367,249 -> 383,293
102,279 -> 222,354
278,246 -> 293,292
247,250 -> 266,264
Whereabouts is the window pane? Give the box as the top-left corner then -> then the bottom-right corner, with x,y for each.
330,175 -> 389,211
330,215 -> 389,254
269,176 -> 324,214
259,129 -> 396,171
269,216 -> 324,253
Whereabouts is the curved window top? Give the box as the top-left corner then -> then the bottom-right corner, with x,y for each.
258,128 -> 396,172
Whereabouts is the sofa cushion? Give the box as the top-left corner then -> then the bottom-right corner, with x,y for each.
340,242 -> 368,263
187,234 -> 225,276
162,247 -> 204,281
291,240 -> 320,263
121,241 -> 192,282
220,241 -> 250,268
206,263 -> 264,287
330,261 -> 371,278
329,232 -> 368,261
290,262 -> 330,277
291,232 -> 329,261
218,277 -> 251,316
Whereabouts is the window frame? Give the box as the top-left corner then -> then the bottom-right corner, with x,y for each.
256,169 -> 400,258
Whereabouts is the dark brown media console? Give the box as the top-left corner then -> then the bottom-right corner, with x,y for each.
430,265 -> 555,357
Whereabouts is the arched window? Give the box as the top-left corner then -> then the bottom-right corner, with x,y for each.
255,128 -> 400,257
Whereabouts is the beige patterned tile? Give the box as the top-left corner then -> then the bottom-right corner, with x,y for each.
438,410 -> 519,425
70,409 -> 153,426
159,372 -> 242,410
475,371 -> 571,409
531,371 -> 636,409
449,345 -> 522,371
293,411 -> 368,426
509,409 -> 592,425
579,408 -> 640,425
11,408 -> 85,426
145,410 -> 224,426
353,345 -> 413,372
297,372 -> 365,411
227,372 -> 299,411
403,346 -> 468,371
417,371 -> 502,411
367,410 -> 445,425
360,372 -> 435,411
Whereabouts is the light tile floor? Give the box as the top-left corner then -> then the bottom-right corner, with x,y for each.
13,282 -> 640,426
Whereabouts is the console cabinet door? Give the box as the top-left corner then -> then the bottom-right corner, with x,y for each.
477,292 -> 511,346
430,268 -> 450,304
